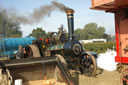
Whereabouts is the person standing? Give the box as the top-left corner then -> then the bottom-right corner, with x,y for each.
16,45 -> 24,59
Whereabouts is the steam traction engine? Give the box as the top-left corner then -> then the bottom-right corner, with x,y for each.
0,9 -> 97,85
25,9 -> 97,76
91,0 -> 128,84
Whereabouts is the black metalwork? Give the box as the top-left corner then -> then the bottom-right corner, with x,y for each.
24,9 -> 97,76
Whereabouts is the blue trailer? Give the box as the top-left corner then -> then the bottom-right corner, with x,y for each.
0,36 -> 35,58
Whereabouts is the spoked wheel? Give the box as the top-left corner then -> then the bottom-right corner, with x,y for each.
121,67 -> 128,85
79,53 -> 97,76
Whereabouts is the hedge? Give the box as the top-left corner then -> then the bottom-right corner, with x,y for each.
82,42 -> 116,53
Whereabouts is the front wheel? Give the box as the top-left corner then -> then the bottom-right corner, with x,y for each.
79,52 -> 97,76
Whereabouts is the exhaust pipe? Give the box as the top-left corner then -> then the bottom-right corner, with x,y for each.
66,9 -> 75,40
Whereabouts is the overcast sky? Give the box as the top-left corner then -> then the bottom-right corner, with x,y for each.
0,0 -> 115,37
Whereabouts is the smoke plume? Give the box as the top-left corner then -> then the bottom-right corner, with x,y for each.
0,1 -> 72,24
52,1 -> 71,12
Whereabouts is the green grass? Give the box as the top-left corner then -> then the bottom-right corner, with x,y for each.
82,42 -> 116,53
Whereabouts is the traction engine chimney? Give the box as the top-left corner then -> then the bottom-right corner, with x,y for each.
66,9 -> 75,40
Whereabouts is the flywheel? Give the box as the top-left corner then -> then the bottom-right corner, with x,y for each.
25,45 -> 41,58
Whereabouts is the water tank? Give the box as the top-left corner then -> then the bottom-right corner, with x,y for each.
0,36 -> 35,51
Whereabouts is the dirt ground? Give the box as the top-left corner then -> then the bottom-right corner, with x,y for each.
70,69 -> 121,85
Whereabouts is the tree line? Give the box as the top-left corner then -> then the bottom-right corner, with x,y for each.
0,13 -> 115,41
0,12 -> 22,38
30,23 -> 115,41
74,23 -> 115,41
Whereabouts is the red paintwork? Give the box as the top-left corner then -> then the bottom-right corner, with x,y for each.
115,56 -> 128,63
91,0 -> 114,7
91,0 -> 128,12
115,15 -> 119,57
46,38 -> 50,43
91,0 -> 128,64
114,10 -> 128,63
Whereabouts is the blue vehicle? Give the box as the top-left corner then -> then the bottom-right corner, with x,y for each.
0,36 -> 35,58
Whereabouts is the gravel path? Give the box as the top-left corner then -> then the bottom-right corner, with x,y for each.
70,69 -> 120,85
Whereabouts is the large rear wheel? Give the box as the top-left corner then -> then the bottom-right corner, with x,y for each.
55,54 -> 67,70
54,54 -> 68,82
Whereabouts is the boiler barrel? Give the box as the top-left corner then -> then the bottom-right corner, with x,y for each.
0,37 -> 35,51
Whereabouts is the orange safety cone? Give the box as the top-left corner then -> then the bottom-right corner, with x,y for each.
43,76 -> 51,85
70,82 -> 74,85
